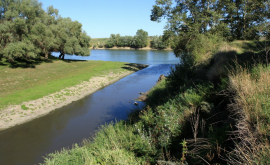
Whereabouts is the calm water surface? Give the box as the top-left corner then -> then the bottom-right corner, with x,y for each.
52,49 -> 179,65
0,50 -> 180,165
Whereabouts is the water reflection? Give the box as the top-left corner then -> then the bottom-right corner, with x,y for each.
52,49 -> 179,65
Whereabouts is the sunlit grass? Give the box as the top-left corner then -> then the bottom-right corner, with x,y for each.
229,64 -> 270,135
44,121 -> 147,165
0,59 -> 128,109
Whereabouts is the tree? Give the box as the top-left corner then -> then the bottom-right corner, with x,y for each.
133,29 -> 148,48
30,23 -> 55,59
119,35 -> 133,47
150,35 -> 168,49
0,0 -> 91,61
51,17 -> 91,59
0,0 -> 44,61
151,0 -> 270,56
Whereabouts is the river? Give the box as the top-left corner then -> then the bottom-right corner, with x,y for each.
0,50 -> 180,165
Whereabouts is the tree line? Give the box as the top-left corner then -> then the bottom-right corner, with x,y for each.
93,29 -> 169,49
151,0 -> 270,56
103,29 -> 149,48
0,0 -> 91,61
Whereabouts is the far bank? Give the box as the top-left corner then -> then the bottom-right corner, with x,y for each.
90,46 -> 172,51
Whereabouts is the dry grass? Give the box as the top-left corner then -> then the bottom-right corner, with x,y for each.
229,65 -> 270,135
227,64 -> 270,164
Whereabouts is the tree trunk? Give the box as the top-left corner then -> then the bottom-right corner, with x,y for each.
59,52 -> 65,60
45,53 -> 48,59
44,48 -> 48,59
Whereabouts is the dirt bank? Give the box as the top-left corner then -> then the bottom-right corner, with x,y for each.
0,64 -> 148,131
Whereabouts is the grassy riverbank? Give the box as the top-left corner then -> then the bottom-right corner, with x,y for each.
0,58 -> 147,130
0,59 -> 141,109
43,40 -> 270,164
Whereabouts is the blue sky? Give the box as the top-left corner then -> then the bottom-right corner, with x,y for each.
39,0 -> 167,38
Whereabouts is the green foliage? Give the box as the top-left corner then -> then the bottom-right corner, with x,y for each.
151,0 -> 270,56
150,35 -> 168,49
104,29 -> 149,48
43,121 -> 149,164
3,41 -> 36,61
185,34 -> 225,63
133,29 -> 148,48
21,104 -> 29,110
0,0 -> 91,61
97,44 -> 103,48
104,39 -> 115,48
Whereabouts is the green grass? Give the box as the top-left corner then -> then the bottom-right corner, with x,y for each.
43,121 -> 148,165
42,40 -> 270,165
0,59 -> 129,109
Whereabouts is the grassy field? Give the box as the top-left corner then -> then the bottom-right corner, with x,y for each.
0,59 -> 131,109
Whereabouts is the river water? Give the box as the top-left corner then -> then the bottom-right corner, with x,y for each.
0,50 -> 180,165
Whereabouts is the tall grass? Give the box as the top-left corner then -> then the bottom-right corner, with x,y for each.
227,64 -> 270,164
44,121 -> 147,165
229,64 -> 270,135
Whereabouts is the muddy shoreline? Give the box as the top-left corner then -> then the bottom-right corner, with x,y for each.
0,64 -> 148,131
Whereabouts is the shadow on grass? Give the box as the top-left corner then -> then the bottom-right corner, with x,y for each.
121,63 -> 148,71
62,59 -> 87,63
0,54 -> 60,68
11,59 -> 53,68
0,55 -> 90,69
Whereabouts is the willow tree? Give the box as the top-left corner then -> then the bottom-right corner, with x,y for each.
0,0 -> 91,61
0,0 -> 44,61
52,17 -> 91,59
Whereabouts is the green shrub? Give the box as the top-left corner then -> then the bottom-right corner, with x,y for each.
186,34 -> 225,63
150,35 -> 168,49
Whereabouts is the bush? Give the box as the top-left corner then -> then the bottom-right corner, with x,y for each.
186,34 -> 225,63
104,40 -> 114,48
150,36 -> 168,49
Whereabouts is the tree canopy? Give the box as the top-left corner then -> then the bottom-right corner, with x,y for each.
104,29 -> 149,48
0,0 -> 91,61
151,0 -> 270,56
